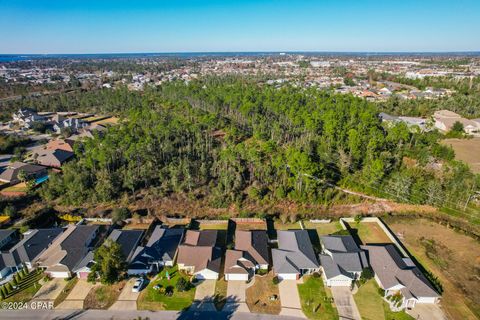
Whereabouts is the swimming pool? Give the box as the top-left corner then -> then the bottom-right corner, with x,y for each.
35,175 -> 49,184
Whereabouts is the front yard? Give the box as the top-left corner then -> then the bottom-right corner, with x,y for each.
246,272 -> 281,314
84,281 -> 125,309
354,279 -> 413,320
297,275 -> 338,320
137,266 -> 196,311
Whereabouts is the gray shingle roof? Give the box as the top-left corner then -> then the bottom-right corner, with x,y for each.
272,230 -> 319,274
5,228 -> 63,267
107,229 -> 144,262
362,244 -> 439,299
129,227 -> 184,269
59,225 -> 99,270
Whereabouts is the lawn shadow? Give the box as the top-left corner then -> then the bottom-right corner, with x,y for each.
177,295 -> 240,320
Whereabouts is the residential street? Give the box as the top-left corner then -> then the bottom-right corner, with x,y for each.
0,309 -> 305,320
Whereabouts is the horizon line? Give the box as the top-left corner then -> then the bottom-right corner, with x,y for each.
1,50 -> 480,56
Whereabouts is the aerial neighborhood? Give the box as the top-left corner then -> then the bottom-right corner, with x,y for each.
0,211 -> 445,319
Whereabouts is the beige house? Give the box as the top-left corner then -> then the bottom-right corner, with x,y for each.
433,110 -> 480,134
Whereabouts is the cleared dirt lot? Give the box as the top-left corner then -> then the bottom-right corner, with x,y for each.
386,217 -> 480,320
442,138 -> 480,173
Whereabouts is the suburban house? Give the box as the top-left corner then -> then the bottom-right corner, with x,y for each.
272,230 -> 320,280
433,109 -> 480,134
224,230 -> 269,281
362,244 -> 440,310
75,229 -> 144,279
0,228 -> 63,279
32,149 -> 74,168
35,225 -> 99,278
318,235 -> 369,287
45,139 -> 75,153
53,118 -> 88,134
128,227 -> 183,275
12,108 -> 46,128
177,230 -> 221,280
0,162 -> 47,185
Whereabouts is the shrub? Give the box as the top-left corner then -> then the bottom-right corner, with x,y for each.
272,276 -> 279,285
5,283 -> 12,293
378,288 -> 385,296
176,277 -> 190,292
112,207 -> 130,223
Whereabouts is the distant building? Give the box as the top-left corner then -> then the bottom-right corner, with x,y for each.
0,162 -> 47,185
433,110 -> 480,134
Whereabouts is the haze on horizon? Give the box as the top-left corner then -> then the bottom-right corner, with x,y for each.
1,0 -> 479,54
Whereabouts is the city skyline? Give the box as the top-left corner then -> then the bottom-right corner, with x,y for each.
1,0 -> 479,54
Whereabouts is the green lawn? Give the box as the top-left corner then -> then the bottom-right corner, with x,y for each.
303,221 -> 343,236
3,282 -> 42,303
297,275 -> 338,320
137,266 -> 196,311
354,280 -> 413,320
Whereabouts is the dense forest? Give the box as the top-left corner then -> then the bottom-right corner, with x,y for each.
27,77 -> 478,222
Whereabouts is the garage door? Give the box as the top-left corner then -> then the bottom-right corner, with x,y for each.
327,279 -> 352,287
417,297 -> 437,304
78,272 -> 89,279
277,273 -> 298,280
49,271 -> 70,278
225,273 -> 248,281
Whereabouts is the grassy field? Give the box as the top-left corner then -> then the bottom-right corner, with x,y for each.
297,275 -> 337,320
354,279 -> 413,320
137,266 -> 195,311
246,272 -> 281,314
442,138 -> 480,173
347,221 -> 392,244
84,281 -> 125,309
386,217 -> 480,320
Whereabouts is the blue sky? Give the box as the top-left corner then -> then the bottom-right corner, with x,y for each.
1,0 -> 479,53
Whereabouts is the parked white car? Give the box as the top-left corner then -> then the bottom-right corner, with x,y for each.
132,278 -> 144,292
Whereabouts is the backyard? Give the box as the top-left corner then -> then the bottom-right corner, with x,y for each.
297,275 -> 337,320
246,272 -> 281,314
386,217 -> 480,320
137,266 -> 196,311
346,221 -> 392,244
354,279 -> 413,320
303,220 -> 343,236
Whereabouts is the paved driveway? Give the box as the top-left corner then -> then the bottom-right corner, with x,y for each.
190,279 -> 216,311
224,280 -> 249,312
407,304 -> 448,320
33,278 -> 67,301
109,278 -> 140,310
330,286 -> 361,320
56,279 -> 95,309
278,280 -> 305,318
